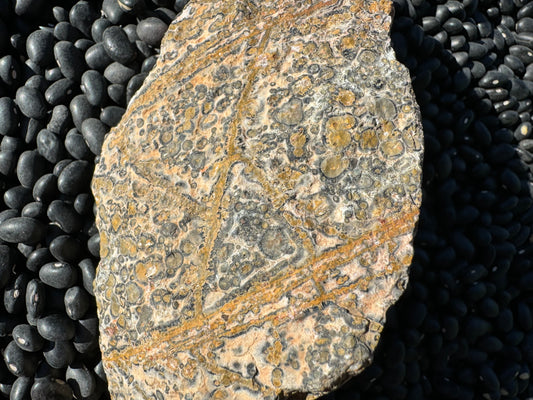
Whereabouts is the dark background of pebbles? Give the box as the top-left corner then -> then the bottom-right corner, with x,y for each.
0,0 -> 532,398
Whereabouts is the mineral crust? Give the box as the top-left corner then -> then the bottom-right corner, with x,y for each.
92,0 -> 424,398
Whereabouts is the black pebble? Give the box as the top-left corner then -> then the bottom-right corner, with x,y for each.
70,94 -> 98,130
85,42 -> 113,71
107,83 -> 126,106
25,75 -> 48,93
36,129 -> 65,164
15,86 -> 47,120
141,55 -> 157,73
26,30 -> 55,67
510,44 -> 533,64
22,201 -> 46,220
81,118 -> 108,156
66,362 -> 97,399
3,340 -> 38,377
39,261 -> 78,289
0,217 -> 44,245
46,200 -> 82,234
64,286 -> 90,320
78,258 -> 95,296
443,17 -> 464,34
32,173 -> 58,203
104,61 -> 136,84
49,236 -> 80,266
91,18 -> 113,42
25,278 -> 46,318
0,245 -> 12,289
137,17 -> 168,47
102,26 -> 136,64
47,105 -> 71,135
45,67 -> 62,82
44,78 -> 75,106
100,105 -> 125,126
53,22 -> 83,43
17,150 -> 47,189
3,186 -> 32,211
73,317 -> 98,353
10,377 -> 32,400
69,1 -> 99,38
57,159 -> 92,195
12,324 -> 44,352
87,233 -> 100,257
30,376 -> 73,400
65,128 -> 91,160
42,340 -> 76,369
126,72 -> 147,103
0,55 -> 22,87
81,70 -> 107,106
37,314 -> 75,341
4,273 -> 29,314
0,97 -> 19,136
54,41 -> 87,82
102,0 -> 129,24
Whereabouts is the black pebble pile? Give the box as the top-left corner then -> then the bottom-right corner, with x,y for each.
0,0 -> 532,398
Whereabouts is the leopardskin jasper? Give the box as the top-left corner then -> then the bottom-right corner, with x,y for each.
92,0 -> 423,398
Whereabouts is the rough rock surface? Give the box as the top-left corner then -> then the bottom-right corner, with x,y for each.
92,0 -> 424,398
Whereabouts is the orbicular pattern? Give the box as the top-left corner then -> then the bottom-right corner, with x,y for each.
91,0 -> 424,398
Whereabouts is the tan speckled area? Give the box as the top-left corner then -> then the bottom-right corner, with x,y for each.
92,0 -> 423,398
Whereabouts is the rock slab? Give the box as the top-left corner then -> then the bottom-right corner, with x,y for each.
92,0 -> 424,398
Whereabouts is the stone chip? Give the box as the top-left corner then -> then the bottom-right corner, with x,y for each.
92,0 -> 424,398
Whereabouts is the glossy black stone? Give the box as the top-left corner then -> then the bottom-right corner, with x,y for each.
0,97 -> 19,136
126,72 -> 147,103
78,258 -> 95,296
85,42 -> 113,71
53,22 -> 83,43
26,30 -> 55,67
44,78 -> 75,106
56,160 -> 92,196
0,55 -> 22,87
10,377 -> 32,400
102,26 -> 136,64
3,186 -> 32,211
69,94 -> 98,131
46,201 -> 81,234
25,278 -> 46,319
81,70 -> 107,106
36,129 -> 65,164
91,18 -> 113,42
31,173 -> 57,204
37,314 -> 75,341
3,340 -> 39,377
100,105 -> 125,126
12,324 -> 44,352
137,17 -> 168,47
0,217 -> 44,245
69,1 -> 99,38
66,362 -> 97,399
54,41 -> 86,82
30,376 -> 73,399
103,61 -> 136,84
0,245 -> 12,289
64,128 -> 91,160
73,317 -> 99,353
39,261 -> 78,289
107,83 -> 126,106
15,86 -> 46,120
64,286 -> 90,320
81,118 -> 108,156
49,235 -> 82,263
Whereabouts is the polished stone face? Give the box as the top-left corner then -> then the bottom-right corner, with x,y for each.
92,0 -> 424,398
